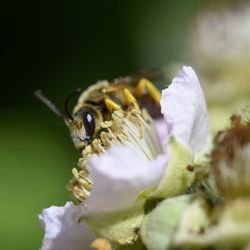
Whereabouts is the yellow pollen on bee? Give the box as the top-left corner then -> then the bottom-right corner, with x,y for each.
135,78 -> 161,103
104,98 -> 121,112
123,88 -> 140,110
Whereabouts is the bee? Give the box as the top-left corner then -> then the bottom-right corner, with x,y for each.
35,68 -> 164,201
35,68 -> 163,149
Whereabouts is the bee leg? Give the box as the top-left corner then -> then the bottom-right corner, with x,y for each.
135,78 -> 161,103
123,88 -> 143,138
123,88 -> 140,110
104,98 -> 121,112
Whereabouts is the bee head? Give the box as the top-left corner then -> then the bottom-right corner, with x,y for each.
34,89 -> 97,149
66,107 -> 97,148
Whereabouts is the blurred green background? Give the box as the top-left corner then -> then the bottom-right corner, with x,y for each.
1,0 -> 249,249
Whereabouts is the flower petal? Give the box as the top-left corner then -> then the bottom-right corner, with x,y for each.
39,202 -> 95,250
155,118 -> 169,146
160,66 -> 209,154
150,136 -> 194,198
86,145 -> 168,212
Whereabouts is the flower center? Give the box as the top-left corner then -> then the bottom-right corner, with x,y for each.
68,107 -> 163,202
211,112 -> 250,198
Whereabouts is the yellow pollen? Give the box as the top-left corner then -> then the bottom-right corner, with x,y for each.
90,238 -> 112,250
135,78 -> 161,103
68,104 -> 162,202
123,88 -> 140,110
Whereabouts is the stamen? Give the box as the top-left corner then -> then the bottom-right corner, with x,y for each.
123,118 -> 154,160
68,105 -> 163,202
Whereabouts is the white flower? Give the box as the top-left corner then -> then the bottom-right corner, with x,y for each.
161,66 -> 209,155
39,202 -> 95,250
39,66 -> 209,249
86,146 -> 168,212
189,3 -> 250,69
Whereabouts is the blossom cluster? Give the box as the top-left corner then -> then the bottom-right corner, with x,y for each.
39,66 -> 250,250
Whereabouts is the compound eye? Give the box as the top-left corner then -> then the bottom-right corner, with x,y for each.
79,110 -> 96,139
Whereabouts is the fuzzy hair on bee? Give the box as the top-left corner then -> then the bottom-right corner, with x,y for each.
35,68 -> 164,149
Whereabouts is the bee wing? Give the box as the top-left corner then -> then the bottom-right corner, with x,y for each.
113,67 -> 166,86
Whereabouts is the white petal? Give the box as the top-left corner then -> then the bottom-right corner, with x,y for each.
155,118 -> 169,147
86,145 -> 168,212
160,66 -> 209,154
39,202 -> 95,250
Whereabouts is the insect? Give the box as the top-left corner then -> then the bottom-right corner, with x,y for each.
35,69 -> 163,149
35,68 -> 164,201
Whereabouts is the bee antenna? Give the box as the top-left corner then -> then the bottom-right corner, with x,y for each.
34,89 -> 66,120
64,88 -> 82,120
